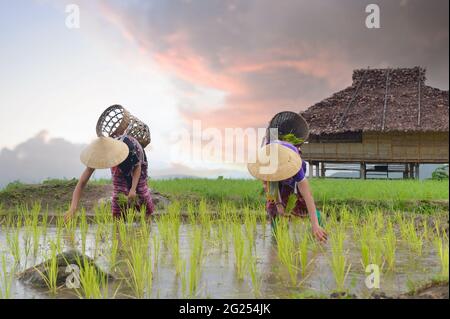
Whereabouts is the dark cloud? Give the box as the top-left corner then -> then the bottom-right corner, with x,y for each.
0,131 -> 100,188
0,131 -> 246,187
100,0 -> 448,130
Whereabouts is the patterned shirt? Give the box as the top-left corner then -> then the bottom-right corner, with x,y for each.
110,135 -> 154,217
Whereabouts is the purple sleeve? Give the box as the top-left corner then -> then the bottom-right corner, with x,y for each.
292,160 -> 307,182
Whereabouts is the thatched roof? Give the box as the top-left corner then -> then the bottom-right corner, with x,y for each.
301,67 -> 449,136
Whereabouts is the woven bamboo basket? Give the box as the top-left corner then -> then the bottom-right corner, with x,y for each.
266,111 -> 310,144
96,105 -> 151,148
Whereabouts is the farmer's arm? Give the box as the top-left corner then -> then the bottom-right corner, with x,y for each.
297,179 -> 327,242
128,163 -> 141,200
64,167 -> 95,222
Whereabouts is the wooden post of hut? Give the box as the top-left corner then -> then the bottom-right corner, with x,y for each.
360,162 -> 366,179
300,67 -> 449,179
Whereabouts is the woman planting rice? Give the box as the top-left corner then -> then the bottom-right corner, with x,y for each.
248,112 -> 327,242
65,106 -> 154,221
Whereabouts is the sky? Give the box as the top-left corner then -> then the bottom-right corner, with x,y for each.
0,0 -> 448,187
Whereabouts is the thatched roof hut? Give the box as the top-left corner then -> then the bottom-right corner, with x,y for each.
302,66 -> 448,138
300,67 -> 449,178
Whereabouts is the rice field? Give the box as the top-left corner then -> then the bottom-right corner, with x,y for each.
0,196 -> 448,299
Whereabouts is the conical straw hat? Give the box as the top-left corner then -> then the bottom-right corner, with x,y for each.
80,137 -> 129,169
247,143 -> 302,181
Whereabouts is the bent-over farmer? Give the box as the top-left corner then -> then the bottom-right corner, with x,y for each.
248,111 -> 327,242
65,105 -> 154,221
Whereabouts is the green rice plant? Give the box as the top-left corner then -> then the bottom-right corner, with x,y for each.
22,225 -> 32,267
55,215 -> 64,253
187,228 -> 203,297
359,221 -> 385,270
41,211 -> 48,240
247,247 -> 261,297
384,220 -> 397,271
108,229 -> 119,272
402,220 -> 423,256
117,218 -> 130,248
125,208 -> 137,226
243,206 -> 257,252
232,223 -> 246,280
186,201 -> 196,224
421,219 -> 430,242
6,221 -> 21,265
273,218 -> 299,286
434,234 -> 449,279
198,199 -> 211,236
31,224 -> 42,258
0,254 -> 14,299
36,241 -> 59,295
124,236 -> 153,298
179,259 -> 187,297
76,257 -> 111,299
298,229 -> 311,277
79,209 -> 89,255
329,224 -> 351,292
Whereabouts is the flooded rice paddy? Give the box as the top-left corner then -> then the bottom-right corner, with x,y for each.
0,202 -> 448,299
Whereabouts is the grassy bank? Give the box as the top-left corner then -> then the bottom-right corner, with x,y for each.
0,178 -> 448,213
148,178 -> 449,204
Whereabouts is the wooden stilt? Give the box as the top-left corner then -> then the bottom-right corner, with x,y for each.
320,162 -> 326,177
415,163 -> 420,179
360,162 -> 366,179
308,161 -> 313,178
315,162 -> 320,178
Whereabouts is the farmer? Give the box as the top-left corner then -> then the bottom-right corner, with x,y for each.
64,133 -> 154,222
248,112 -> 327,242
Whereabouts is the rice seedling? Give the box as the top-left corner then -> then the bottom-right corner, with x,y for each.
434,234 -> 449,280
198,199 -> 212,237
232,223 -> 246,280
118,217 -> 131,246
329,224 -> 351,292
273,218 -> 299,286
298,229 -> 311,277
36,241 -> 59,295
41,210 -> 48,240
76,258 -> 111,299
55,215 -> 65,253
6,220 -> 21,265
31,223 -> 42,258
186,201 -> 196,224
384,220 -> 397,271
22,225 -> 32,267
401,219 -> 423,256
187,228 -> 203,297
124,235 -> 153,298
79,209 -> 89,255
0,254 -> 14,299
359,220 -> 385,270
243,206 -> 257,253
247,248 -> 261,297
108,229 -> 119,272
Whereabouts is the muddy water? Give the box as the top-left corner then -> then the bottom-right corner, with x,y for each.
0,223 -> 442,299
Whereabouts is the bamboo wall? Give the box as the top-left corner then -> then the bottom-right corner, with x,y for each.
302,132 -> 449,163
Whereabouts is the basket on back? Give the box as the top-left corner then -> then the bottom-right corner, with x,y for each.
96,105 -> 151,148
266,111 -> 309,145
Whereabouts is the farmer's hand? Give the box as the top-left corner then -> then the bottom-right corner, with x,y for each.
64,208 -> 76,223
312,223 -> 328,242
128,189 -> 137,201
